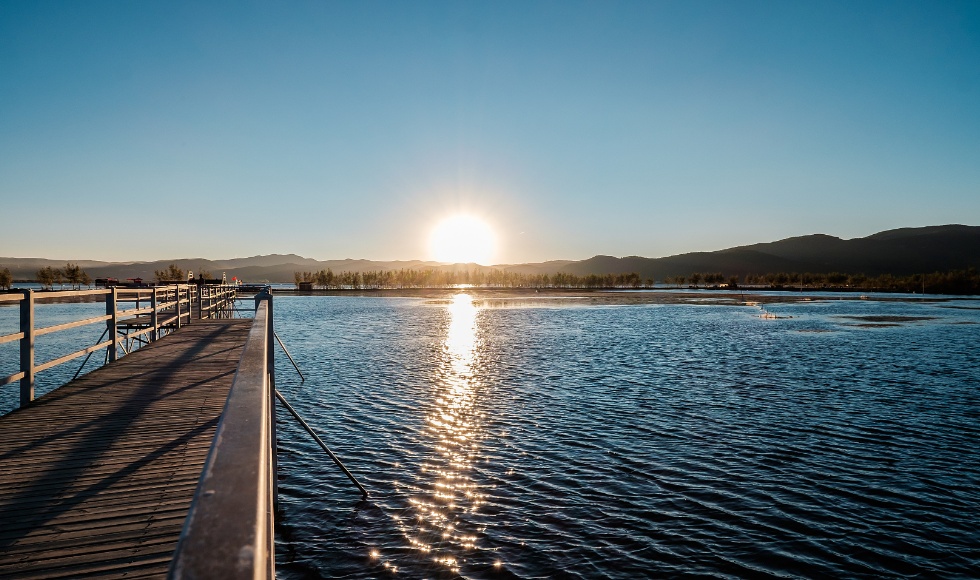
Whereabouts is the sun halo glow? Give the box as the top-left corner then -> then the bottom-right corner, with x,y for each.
429,215 -> 496,265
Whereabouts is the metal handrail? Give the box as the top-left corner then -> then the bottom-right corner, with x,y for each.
169,295 -> 274,579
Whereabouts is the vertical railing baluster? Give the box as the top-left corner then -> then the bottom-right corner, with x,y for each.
176,286 -> 182,330
19,289 -> 35,407
151,288 -> 159,341
107,288 -> 118,362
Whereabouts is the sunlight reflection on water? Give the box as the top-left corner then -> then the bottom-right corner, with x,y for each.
399,293 -> 490,574
447,293 -> 477,374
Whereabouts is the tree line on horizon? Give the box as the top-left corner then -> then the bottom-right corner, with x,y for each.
667,270 -> 980,294
295,268 -> 648,289
3,263 -> 975,294
153,263 -> 214,282
0,262 -> 209,291
0,264 -> 91,290
294,267 -> 980,294
35,263 -> 92,290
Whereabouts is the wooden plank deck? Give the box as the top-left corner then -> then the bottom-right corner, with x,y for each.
0,318 -> 253,579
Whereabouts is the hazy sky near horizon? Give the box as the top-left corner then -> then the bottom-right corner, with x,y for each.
2,1 -> 979,265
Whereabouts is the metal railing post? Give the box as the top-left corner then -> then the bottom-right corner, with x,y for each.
151,288 -> 159,341
107,288 -> 118,362
175,286 -> 182,330
19,289 -> 35,407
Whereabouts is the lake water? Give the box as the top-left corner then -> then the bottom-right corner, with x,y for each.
2,293 -> 979,578
268,294 -> 980,579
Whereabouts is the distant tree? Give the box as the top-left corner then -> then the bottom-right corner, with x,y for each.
704,272 -> 724,286
0,267 -> 12,290
689,272 -> 703,288
80,271 -> 92,288
36,266 -> 62,289
293,271 -> 302,288
155,263 -> 185,282
315,268 -> 335,288
63,263 -> 86,289
36,267 -> 52,289
339,271 -> 361,289
379,269 -> 393,288
197,267 -> 213,281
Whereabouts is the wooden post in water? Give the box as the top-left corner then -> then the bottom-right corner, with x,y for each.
19,289 -> 34,407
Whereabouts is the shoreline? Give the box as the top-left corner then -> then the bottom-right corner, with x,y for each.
5,285 -> 975,307
268,287 -> 975,306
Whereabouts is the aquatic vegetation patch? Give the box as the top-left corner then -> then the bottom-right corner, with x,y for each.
834,315 -> 936,323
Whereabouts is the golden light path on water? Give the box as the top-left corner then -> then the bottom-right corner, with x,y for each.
382,293 -> 497,575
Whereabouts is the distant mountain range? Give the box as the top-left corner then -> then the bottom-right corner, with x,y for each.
2,225 -> 978,283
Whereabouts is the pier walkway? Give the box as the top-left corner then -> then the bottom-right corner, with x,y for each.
0,318 -> 253,578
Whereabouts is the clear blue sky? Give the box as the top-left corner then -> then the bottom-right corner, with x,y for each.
2,1 -> 978,264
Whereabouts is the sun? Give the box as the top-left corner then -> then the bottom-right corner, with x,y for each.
429,215 -> 496,265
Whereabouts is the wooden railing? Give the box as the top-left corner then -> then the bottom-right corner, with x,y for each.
170,291 -> 275,579
0,284 -> 239,409
198,284 -> 238,320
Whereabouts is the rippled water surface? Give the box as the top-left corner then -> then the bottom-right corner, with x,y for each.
266,295 -> 980,579
2,293 -> 977,577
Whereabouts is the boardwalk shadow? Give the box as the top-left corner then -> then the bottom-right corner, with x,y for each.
0,324 -> 242,554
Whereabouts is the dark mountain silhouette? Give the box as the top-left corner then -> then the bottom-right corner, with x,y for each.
2,224 -> 977,283
506,225 -> 978,280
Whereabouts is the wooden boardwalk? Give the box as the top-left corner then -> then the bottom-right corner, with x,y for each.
0,318 -> 253,579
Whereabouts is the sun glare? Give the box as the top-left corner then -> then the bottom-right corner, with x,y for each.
429,215 -> 496,265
